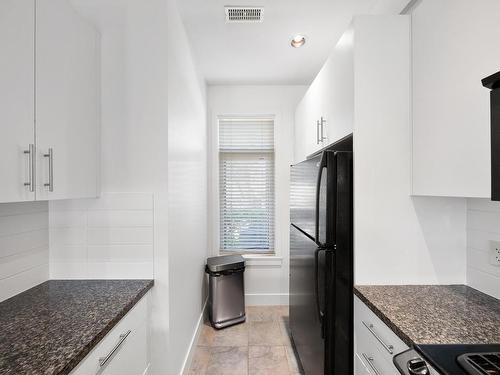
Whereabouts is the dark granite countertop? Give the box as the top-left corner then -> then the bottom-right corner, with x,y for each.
354,285 -> 500,347
0,279 -> 153,375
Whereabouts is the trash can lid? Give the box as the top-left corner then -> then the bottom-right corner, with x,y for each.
206,255 -> 245,272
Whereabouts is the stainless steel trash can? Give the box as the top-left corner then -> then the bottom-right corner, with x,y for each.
205,255 -> 246,329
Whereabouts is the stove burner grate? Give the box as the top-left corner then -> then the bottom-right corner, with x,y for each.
457,352 -> 500,375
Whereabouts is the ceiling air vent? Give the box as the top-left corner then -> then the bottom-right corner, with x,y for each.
225,6 -> 264,23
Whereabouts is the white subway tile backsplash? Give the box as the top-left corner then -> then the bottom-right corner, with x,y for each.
466,210 -> 500,232
85,193 -> 153,210
50,227 -> 87,246
0,264 -> 48,302
50,245 -> 87,262
0,212 -> 48,237
467,198 -> 500,212
87,210 -> 153,228
49,210 -> 87,228
467,247 -> 500,278
466,198 -> 500,299
49,193 -> 154,279
0,202 -> 49,302
0,229 -> 48,258
86,261 -> 154,279
467,267 -> 500,300
0,201 -> 48,217
87,244 -> 153,262
0,248 -> 48,280
87,227 -> 153,245
50,262 -> 88,279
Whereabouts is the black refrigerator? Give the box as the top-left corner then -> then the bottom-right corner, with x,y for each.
289,134 -> 353,375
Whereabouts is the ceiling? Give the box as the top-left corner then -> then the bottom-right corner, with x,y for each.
177,0 -> 402,85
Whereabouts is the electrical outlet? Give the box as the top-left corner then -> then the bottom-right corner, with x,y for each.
489,240 -> 500,267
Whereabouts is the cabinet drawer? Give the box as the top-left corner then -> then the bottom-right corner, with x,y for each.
356,324 -> 401,375
70,292 -> 150,375
354,296 -> 408,362
355,353 -> 372,374
355,347 -> 400,375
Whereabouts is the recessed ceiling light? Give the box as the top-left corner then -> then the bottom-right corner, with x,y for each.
291,35 -> 306,48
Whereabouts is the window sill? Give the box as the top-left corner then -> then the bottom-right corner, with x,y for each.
242,254 -> 283,267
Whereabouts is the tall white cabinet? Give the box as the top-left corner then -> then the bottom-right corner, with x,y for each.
0,0 -> 100,203
36,0 -> 100,200
0,0 -> 36,202
410,0 -> 500,198
294,29 -> 354,162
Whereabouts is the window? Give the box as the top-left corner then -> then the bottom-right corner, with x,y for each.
218,117 -> 275,254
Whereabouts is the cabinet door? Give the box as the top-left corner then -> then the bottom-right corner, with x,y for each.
294,28 -> 355,163
411,0 -> 500,197
36,0 -> 99,200
318,29 -> 354,146
0,0 -> 35,203
354,353 -> 372,375
294,84 -> 322,162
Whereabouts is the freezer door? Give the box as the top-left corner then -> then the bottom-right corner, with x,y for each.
316,154 -> 328,247
290,224 -> 326,375
290,155 -> 322,240
324,151 -> 354,375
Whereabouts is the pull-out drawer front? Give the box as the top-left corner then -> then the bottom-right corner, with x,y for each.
354,296 -> 408,363
355,353 -> 373,374
355,324 -> 401,375
71,292 -> 150,375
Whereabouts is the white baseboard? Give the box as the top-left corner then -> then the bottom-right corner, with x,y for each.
180,299 -> 208,375
245,293 -> 289,305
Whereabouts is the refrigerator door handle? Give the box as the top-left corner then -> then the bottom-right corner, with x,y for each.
315,153 -> 327,246
314,247 -> 326,338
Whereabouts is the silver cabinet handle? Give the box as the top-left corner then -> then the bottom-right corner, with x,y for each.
23,144 -> 35,192
362,321 -> 394,354
43,148 -> 53,192
320,117 -> 327,142
98,330 -> 131,368
362,353 -> 381,375
316,120 -> 321,144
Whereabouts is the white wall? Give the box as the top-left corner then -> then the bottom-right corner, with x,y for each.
466,199 -> 500,299
208,85 -> 307,305
55,0 -> 173,374
353,15 -> 467,285
0,202 -> 48,302
167,0 -> 208,373
51,2 -> 207,374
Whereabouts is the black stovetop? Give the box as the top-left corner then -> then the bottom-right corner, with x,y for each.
416,344 -> 500,375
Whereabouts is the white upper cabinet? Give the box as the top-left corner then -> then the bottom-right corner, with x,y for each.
0,0 -> 100,203
294,28 -> 354,162
411,0 -> 500,198
0,0 -> 35,203
36,0 -> 100,200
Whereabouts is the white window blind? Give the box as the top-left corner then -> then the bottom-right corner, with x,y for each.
219,118 -> 275,253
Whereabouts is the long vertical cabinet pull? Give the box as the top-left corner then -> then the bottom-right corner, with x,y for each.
361,353 -> 381,375
43,148 -> 54,192
316,120 -> 321,144
320,117 -> 327,142
23,144 -> 35,192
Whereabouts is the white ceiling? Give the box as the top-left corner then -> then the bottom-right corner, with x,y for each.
177,0 -> 406,85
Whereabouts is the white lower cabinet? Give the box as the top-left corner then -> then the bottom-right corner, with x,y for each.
354,296 -> 408,375
355,353 -> 372,375
71,292 -> 151,375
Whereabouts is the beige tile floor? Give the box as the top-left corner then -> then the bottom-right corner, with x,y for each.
189,305 -> 301,375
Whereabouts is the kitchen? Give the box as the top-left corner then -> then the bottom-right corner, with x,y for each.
0,0 -> 499,374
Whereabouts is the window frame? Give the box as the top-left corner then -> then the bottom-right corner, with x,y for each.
212,114 -> 277,257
